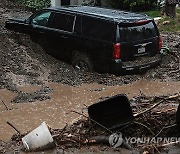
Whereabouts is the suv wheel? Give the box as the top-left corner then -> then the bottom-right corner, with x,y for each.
72,52 -> 93,72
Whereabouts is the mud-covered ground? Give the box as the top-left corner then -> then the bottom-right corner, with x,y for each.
1,93 -> 180,154
0,1 -> 180,153
0,1 -> 180,95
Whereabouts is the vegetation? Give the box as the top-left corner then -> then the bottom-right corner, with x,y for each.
107,0 -> 157,11
15,0 -> 50,10
14,0 -> 158,11
158,16 -> 180,32
143,8 -> 180,32
142,10 -> 161,18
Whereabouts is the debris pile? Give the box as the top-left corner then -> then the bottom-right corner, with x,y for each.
1,93 -> 179,153
50,93 -> 180,153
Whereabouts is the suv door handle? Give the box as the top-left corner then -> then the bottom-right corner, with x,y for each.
61,36 -> 68,39
39,31 -> 45,34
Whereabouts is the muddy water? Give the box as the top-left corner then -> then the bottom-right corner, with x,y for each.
0,80 -> 180,141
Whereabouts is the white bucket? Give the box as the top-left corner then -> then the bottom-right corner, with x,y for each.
22,122 -> 55,151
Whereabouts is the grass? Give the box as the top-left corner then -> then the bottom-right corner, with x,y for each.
142,10 -> 161,17
177,8 -> 180,14
142,8 -> 180,33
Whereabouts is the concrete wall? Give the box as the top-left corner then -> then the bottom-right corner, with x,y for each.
70,0 -> 77,5
70,0 -> 83,5
51,0 -> 110,7
51,0 -> 61,6
51,0 -> 83,6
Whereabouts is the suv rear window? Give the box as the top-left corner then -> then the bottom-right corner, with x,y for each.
119,22 -> 158,42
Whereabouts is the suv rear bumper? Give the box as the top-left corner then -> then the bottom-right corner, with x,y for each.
109,54 -> 162,74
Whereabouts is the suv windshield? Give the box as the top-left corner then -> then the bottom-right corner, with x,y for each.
119,22 -> 158,42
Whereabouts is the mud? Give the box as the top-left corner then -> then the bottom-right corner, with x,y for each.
1,80 -> 180,142
0,1 -> 180,93
0,1 -> 180,153
1,92 -> 179,154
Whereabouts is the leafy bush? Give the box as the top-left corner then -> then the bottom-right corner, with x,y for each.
82,0 -> 96,6
107,0 -> 158,11
15,0 -> 50,10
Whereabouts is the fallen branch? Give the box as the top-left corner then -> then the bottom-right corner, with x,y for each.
169,69 -> 180,74
168,93 -> 179,99
155,124 -> 176,137
134,100 -> 164,118
152,144 -> 161,154
134,121 -> 155,135
154,108 -> 176,114
158,141 -> 180,148
1,100 -> 9,110
70,110 -> 113,134
7,121 -> 21,134
134,94 -> 179,118
52,123 -> 68,138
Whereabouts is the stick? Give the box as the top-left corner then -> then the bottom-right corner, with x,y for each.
134,121 -> 155,135
134,93 -> 179,118
70,110 -> 113,134
134,100 -> 164,117
7,121 -> 21,134
168,93 -> 179,99
155,124 -> 176,137
2,100 -> 9,110
152,144 -> 161,154
158,141 -> 180,147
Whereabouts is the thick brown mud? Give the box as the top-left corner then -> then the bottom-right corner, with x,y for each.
0,2 -> 180,153
1,80 -> 180,141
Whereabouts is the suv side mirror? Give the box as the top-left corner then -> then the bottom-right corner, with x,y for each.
25,18 -> 31,24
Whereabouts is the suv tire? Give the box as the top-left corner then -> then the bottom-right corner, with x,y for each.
72,51 -> 93,71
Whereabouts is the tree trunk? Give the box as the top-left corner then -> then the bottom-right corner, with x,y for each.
95,0 -> 101,6
165,0 -> 176,18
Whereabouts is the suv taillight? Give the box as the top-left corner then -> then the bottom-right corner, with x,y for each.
135,20 -> 149,25
158,35 -> 162,50
113,43 -> 121,59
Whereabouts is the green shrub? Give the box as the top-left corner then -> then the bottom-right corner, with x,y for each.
15,0 -> 50,10
107,0 -> 158,11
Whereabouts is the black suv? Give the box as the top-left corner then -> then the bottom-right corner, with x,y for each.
5,6 -> 162,74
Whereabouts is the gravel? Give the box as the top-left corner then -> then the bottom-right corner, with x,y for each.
11,86 -> 53,103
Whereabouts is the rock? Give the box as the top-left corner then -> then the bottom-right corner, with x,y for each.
174,42 -> 180,48
154,17 -> 162,24
162,20 -> 171,25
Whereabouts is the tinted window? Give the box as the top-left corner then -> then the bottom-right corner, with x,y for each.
119,22 -> 158,42
51,13 -> 75,32
82,17 -> 115,41
32,12 -> 51,26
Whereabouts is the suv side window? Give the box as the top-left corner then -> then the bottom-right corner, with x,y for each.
32,11 -> 51,26
50,12 -> 75,32
82,17 -> 115,41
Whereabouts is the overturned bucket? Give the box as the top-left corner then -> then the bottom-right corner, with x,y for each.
22,122 -> 55,151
